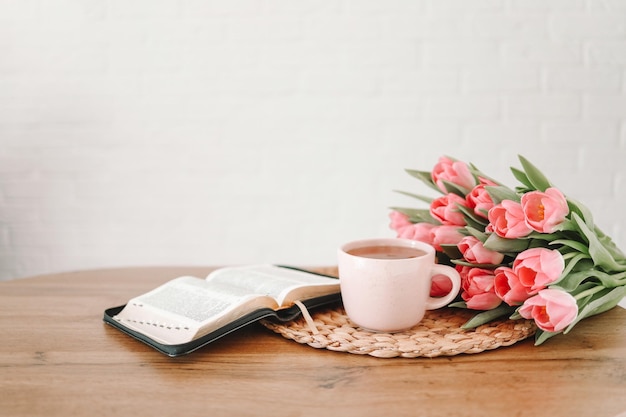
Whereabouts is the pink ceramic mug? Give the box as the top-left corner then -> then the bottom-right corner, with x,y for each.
337,238 -> 461,332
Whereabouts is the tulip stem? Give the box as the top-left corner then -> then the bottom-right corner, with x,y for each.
574,286 -> 605,301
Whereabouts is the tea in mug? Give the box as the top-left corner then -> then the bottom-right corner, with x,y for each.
346,245 -> 426,260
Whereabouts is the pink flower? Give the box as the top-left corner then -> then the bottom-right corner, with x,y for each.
430,274 -> 453,297
430,193 -> 468,226
466,183 -> 496,219
398,222 -> 436,245
494,267 -> 534,306
493,248 -> 564,306
519,289 -> 578,333
430,225 -> 464,251
521,188 -> 569,233
513,248 -> 564,291
487,200 -> 532,239
459,267 -> 502,310
458,236 -> 504,265
431,156 -> 477,194
389,211 -> 412,234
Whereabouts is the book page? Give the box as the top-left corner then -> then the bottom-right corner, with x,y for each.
206,265 -> 339,306
135,277 -> 270,323
112,276 -> 279,345
111,265 -> 339,346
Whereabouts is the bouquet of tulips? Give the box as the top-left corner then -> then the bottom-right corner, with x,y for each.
390,155 -> 626,345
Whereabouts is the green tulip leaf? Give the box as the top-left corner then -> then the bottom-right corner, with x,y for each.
484,233 -> 530,253
534,329 -> 560,346
393,190 -> 434,205
442,180 -> 470,197
393,155 -> 626,346
456,205 -> 489,230
440,244 -> 463,260
566,198 -> 595,230
572,213 -> 626,272
484,185 -> 520,205
389,207 -> 439,225
550,254 -> 592,289
510,166 -> 534,190
469,163 -> 502,185
564,286 -> 626,334
518,155 -> 552,192
464,226 -> 489,242
405,169 -> 441,193
550,239 -> 590,255
551,268 -> 600,292
461,304 -> 516,329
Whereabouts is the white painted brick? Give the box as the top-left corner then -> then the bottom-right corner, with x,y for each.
1,1 -> 626,284
381,15 -> 424,39
584,95 -> 626,119
381,122 -> 461,148
210,69 -> 300,95
0,0 -> 39,21
225,16 -> 305,41
299,70 -> 380,95
304,15 -> 383,41
463,68 -> 540,92
467,15 -> 548,40
503,41 -> 583,65
427,96 -> 500,120
463,122 -> 541,146
345,0 -> 426,15
1,180 -> 76,202
182,0 -> 263,17
423,41 -> 500,67
586,41 -> 626,65
341,97 -> 426,121
0,205 -> 39,224
542,123 -> 620,144
260,42 -> 344,70
588,0 -> 626,10
429,0 -> 506,11
413,17 -> 470,40
264,1 -> 341,16
510,0 -> 586,10
545,68 -> 622,92
382,70 -> 459,94
504,95 -> 581,120
550,13 -> 626,39
342,41 -> 421,69
108,0 -> 181,18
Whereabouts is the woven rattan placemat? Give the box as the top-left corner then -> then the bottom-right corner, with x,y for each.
260,305 -> 536,358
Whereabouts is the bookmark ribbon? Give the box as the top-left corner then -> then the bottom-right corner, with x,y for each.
293,300 -> 319,335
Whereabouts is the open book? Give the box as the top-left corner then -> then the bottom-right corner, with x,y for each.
103,265 -> 340,356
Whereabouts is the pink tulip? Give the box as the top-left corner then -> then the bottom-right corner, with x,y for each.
519,289 -> 578,333
459,267 -> 502,310
430,193 -> 468,226
521,188 -> 569,233
431,156 -> 477,194
513,248 -> 564,291
398,222 -> 436,245
494,267 -> 534,306
389,211 -> 412,234
430,225 -> 464,252
466,183 -> 496,219
487,200 -> 532,239
430,274 -> 453,297
458,236 -> 505,265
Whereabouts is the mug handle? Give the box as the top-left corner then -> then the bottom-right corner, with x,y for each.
425,264 -> 461,310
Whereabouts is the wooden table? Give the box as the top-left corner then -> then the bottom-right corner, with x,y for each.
2,266 -> 626,417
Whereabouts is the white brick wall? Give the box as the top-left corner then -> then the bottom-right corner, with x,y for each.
1,0 -> 626,286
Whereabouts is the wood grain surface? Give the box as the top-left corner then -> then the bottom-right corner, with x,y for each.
1,266 -> 625,417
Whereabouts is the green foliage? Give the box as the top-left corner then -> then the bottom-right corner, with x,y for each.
396,154 -> 626,346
